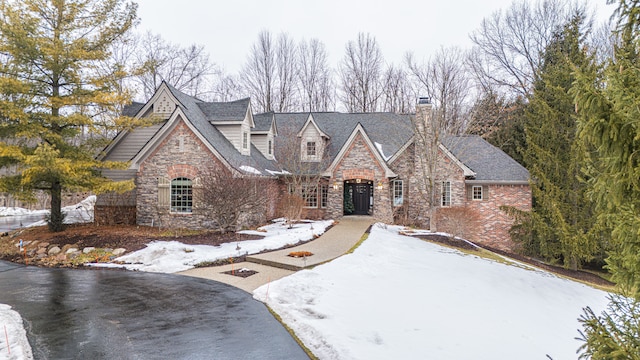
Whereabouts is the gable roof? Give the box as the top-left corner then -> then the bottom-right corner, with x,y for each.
442,135 -> 529,183
274,112 -> 414,166
324,123 -> 397,178
103,82 -> 281,176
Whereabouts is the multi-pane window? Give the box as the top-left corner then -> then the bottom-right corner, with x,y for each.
171,177 -> 193,213
393,180 -> 404,206
268,139 -> 272,155
472,185 -> 483,200
302,184 -> 318,208
441,181 -> 451,206
306,141 -> 316,157
320,184 -> 328,208
242,132 -> 248,149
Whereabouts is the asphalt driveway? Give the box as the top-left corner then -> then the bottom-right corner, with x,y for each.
0,261 -> 308,360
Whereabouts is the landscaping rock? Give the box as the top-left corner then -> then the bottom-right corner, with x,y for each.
66,248 -> 79,254
83,247 -> 96,254
55,254 -> 66,261
48,246 -> 61,256
36,247 -> 47,255
39,242 -> 49,248
112,248 -> 126,256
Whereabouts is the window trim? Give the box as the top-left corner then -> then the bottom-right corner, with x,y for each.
320,184 -> 328,208
302,183 -> 319,208
393,179 -> 404,206
441,181 -> 451,207
171,177 -> 193,213
242,132 -> 248,150
472,185 -> 483,201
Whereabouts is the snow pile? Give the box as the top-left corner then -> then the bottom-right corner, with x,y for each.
0,207 -> 47,217
93,219 -> 334,273
0,304 -> 33,360
253,223 -> 610,360
25,195 -> 96,227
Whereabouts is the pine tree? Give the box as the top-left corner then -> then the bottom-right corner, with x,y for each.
572,1 -> 640,357
517,12 -> 599,269
0,0 -> 138,231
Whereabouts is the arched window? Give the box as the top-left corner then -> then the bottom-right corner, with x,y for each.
171,177 -> 192,213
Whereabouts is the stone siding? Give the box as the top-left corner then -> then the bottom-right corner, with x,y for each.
136,118 -> 272,230
329,133 -> 393,223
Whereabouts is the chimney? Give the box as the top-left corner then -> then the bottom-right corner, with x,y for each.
415,97 -> 433,134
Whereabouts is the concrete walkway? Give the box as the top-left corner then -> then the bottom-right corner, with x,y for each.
179,216 -> 373,293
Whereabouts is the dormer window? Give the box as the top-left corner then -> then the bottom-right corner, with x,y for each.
242,132 -> 248,150
306,141 -> 316,157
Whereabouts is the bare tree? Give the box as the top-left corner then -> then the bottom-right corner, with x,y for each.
194,168 -> 272,233
380,64 -> 415,114
298,38 -> 335,112
468,0 -> 586,98
338,33 -> 384,112
274,123 -> 331,227
407,46 -> 471,134
275,33 -> 299,112
241,30 -> 276,112
133,32 -> 214,100
210,68 -> 244,102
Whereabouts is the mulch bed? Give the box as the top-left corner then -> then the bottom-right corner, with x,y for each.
413,233 -> 613,288
222,268 -> 259,278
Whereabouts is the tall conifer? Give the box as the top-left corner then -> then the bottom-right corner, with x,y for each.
0,0 -> 138,231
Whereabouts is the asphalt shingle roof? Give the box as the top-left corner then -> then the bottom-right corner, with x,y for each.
110,83 -> 529,182
164,84 -> 281,175
442,135 -> 529,182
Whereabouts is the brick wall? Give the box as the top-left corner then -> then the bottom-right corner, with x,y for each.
464,184 -> 532,251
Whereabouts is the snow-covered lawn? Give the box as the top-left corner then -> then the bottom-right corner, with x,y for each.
0,304 -> 33,360
91,219 -> 334,273
253,223 -> 610,360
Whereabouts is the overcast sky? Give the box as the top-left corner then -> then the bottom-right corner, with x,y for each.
134,0 -> 615,74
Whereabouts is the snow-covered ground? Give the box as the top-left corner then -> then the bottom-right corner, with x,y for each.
0,205 -> 612,359
89,219 -> 334,273
0,305 -> 33,359
253,223 -> 610,360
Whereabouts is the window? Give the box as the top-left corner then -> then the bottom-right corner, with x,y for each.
320,184 -> 328,208
472,185 -> 483,200
268,139 -> 272,155
393,180 -> 404,206
306,141 -> 316,157
441,181 -> 451,206
302,184 -> 318,208
242,132 -> 248,149
171,177 -> 193,213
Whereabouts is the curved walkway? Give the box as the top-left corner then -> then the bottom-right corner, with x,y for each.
179,216 -> 373,293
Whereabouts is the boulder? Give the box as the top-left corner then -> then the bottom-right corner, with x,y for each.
112,248 -> 126,256
48,246 -> 61,256
83,247 -> 96,254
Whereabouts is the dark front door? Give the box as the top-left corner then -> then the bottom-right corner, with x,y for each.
352,183 -> 371,215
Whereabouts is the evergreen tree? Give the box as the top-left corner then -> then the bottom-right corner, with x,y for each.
572,1 -> 640,357
0,0 -> 138,231
516,12 -> 599,269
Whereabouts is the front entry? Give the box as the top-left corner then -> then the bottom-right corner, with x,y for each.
344,180 -> 373,215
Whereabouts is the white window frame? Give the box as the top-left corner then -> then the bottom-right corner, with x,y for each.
472,185 -> 483,201
242,132 -> 248,150
171,177 -> 193,213
320,184 -> 328,208
393,180 -> 404,206
302,183 -> 318,208
441,181 -> 451,207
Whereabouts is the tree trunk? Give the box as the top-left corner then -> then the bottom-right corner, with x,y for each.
49,180 -> 64,232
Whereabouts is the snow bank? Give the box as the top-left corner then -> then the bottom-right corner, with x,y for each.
92,219 -> 334,273
253,223 -> 610,360
0,304 -> 33,360
25,195 -> 96,227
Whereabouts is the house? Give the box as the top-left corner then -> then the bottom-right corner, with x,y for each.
97,82 -> 531,251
